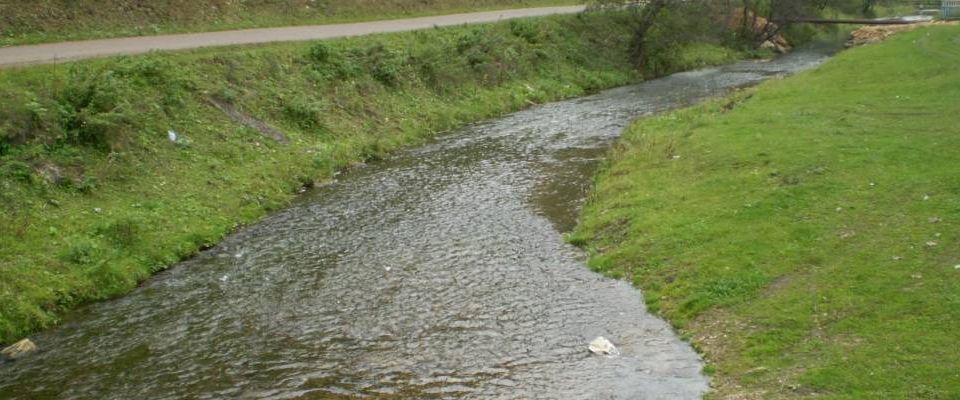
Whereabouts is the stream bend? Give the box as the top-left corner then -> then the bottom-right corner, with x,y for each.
0,50 -> 830,399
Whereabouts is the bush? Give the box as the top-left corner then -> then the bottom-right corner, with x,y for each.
306,42 -> 361,80
509,20 -> 547,44
0,160 -> 34,183
74,175 -> 97,193
364,44 -> 404,87
457,28 -> 495,68
60,69 -> 136,149
308,42 -> 333,64
282,96 -> 327,131
59,236 -> 103,265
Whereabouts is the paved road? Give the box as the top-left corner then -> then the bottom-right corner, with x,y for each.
0,6 -> 585,68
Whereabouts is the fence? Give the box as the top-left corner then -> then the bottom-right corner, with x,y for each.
944,0 -> 960,19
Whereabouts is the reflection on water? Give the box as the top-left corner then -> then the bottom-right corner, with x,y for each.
0,50 -> 830,399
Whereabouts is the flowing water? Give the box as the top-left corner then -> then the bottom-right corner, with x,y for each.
0,50 -> 831,399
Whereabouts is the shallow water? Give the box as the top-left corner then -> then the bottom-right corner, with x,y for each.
0,50 -> 831,399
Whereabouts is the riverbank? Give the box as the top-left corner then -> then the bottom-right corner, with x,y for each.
571,25 -> 960,398
0,0 -> 578,47
0,11 -> 751,344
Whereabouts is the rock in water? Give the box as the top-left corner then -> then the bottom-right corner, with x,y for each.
1,339 -> 37,361
588,336 -> 620,356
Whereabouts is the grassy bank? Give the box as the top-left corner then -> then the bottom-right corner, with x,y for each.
571,26 -> 960,399
0,0 -> 578,47
0,11 -> 668,344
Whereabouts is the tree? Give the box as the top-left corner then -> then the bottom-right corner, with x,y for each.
588,0 -> 876,72
590,0 -> 736,68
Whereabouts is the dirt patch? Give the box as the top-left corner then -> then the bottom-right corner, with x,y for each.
687,309 -> 768,400
847,21 -> 960,47
206,97 -> 289,144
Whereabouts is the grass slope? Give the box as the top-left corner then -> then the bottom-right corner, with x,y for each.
571,26 -> 960,399
0,0 -> 577,47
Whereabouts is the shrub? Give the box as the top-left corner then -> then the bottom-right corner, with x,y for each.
457,28 -> 495,68
509,20 -> 551,44
308,42 -> 333,64
72,175 -> 98,194
60,69 -> 136,149
365,44 -> 404,87
282,96 -> 327,131
306,42 -> 361,80
0,160 -> 34,183
59,236 -> 103,265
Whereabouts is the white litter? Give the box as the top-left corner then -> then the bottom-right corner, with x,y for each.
589,336 -> 620,357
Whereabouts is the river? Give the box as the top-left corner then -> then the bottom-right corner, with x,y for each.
0,49 -> 831,399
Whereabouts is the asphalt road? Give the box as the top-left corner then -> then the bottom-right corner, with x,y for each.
0,6 -> 586,68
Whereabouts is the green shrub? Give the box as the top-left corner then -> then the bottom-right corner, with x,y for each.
60,69 -> 136,148
70,175 -> 98,193
306,42 -> 361,80
0,160 -> 34,183
509,20 -> 547,44
59,236 -> 103,265
457,28 -> 495,68
308,42 -> 333,64
282,96 -> 327,131
365,44 -> 404,87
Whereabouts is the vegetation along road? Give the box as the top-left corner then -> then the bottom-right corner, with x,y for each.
0,6 -> 585,68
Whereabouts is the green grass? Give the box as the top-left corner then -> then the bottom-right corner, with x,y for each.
0,11 -> 653,344
571,26 -> 960,399
0,0 -> 578,47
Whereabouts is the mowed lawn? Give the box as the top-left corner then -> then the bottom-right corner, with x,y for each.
571,26 -> 960,399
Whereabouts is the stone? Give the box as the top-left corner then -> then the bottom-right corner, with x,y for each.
1,339 -> 37,361
758,39 -> 791,54
588,336 -> 620,356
